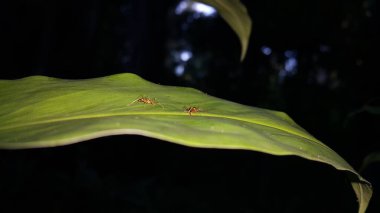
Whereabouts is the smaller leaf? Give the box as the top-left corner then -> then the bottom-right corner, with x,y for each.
195,0 -> 252,61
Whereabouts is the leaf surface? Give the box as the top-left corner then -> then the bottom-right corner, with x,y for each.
0,73 -> 372,212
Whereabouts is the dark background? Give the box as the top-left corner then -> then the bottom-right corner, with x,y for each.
0,0 -> 379,212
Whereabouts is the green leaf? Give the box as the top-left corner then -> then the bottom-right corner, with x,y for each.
194,0 -> 252,61
0,73 -> 372,213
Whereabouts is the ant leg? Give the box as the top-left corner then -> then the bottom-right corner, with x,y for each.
153,98 -> 164,109
127,98 -> 139,106
157,102 -> 164,109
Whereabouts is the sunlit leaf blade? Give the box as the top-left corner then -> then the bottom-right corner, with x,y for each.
0,73 -> 372,213
195,0 -> 252,60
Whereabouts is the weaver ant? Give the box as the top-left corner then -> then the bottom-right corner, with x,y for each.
128,96 -> 163,108
185,106 -> 201,116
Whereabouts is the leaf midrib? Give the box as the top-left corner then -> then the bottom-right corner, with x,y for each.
1,111 -> 315,142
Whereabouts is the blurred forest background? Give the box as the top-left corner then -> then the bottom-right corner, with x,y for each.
0,0 -> 379,212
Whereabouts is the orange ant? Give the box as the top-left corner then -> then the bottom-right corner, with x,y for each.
128,96 -> 163,108
185,106 -> 201,116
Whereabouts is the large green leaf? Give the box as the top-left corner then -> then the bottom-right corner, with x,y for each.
0,73 -> 372,212
194,0 -> 252,60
